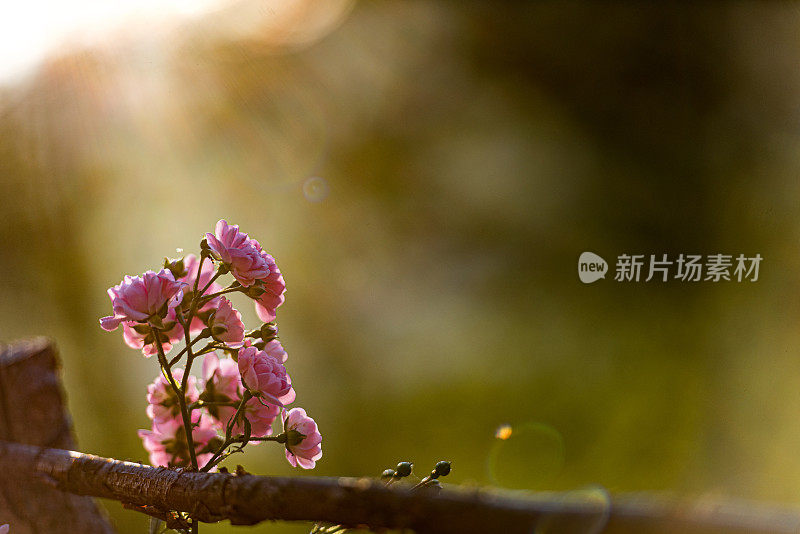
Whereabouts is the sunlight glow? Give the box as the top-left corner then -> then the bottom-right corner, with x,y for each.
0,0 -> 223,83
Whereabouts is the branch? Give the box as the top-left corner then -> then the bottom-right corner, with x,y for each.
2,441 -> 800,534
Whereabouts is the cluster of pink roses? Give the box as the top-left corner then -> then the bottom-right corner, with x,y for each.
101,220 -> 322,472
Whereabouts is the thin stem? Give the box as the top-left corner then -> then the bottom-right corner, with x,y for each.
168,334 -> 208,367
201,391 -> 252,472
192,342 -> 225,357
178,311 -> 200,431
200,285 -> 244,302
151,326 -> 198,471
198,271 -> 223,298
229,435 -> 283,444
191,255 -> 206,296
187,400 -> 240,411
183,253 -> 205,534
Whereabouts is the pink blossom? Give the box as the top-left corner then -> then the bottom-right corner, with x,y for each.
253,252 -> 286,323
283,408 -> 322,469
0,524 -> 8,534
201,352 -> 243,427
202,353 -> 279,437
138,413 -> 219,468
262,339 -> 288,363
238,345 -> 295,406
208,297 -> 245,346
205,220 -> 270,287
122,307 -> 184,357
100,269 -> 185,331
146,368 -> 199,425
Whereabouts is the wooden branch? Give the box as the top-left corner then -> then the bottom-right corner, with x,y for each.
0,338 -> 114,533
4,338 -> 800,533
2,440 -> 800,534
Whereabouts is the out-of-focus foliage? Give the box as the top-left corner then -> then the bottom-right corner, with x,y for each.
2,3 -> 800,533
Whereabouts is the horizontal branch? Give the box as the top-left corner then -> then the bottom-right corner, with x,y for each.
3,441 -> 800,533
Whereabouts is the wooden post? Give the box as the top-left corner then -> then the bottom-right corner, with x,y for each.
0,338 -> 115,533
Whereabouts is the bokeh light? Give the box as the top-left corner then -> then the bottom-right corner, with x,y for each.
488,422 -> 566,490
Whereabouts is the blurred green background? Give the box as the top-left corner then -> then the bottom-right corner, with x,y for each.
3,2 -> 800,532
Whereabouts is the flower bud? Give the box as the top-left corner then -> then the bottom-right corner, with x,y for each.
246,285 -> 267,298
381,469 -> 396,480
395,461 -> 413,477
260,322 -> 278,340
433,461 -> 451,477
164,257 -> 187,279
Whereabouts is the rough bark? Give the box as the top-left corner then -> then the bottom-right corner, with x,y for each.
2,440 -> 800,534
3,338 -> 800,533
0,337 -> 115,533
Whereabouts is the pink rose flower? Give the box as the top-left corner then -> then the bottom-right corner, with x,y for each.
205,220 -> 270,287
202,352 -> 279,437
208,297 -> 245,347
100,269 -> 185,331
238,345 -> 295,406
262,339 -> 288,363
180,254 -> 224,335
138,413 -> 218,468
145,368 -> 199,425
253,251 -> 286,323
283,408 -> 322,469
201,352 -> 243,427
122,307 -> 184,357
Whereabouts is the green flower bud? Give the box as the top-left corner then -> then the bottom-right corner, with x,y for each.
433,461 -> 451,477
260,323 -> 278,339
395,461 -> 413,477
381,469 -> 396,480
246,285 -> 267,298
164,257 -> 187,279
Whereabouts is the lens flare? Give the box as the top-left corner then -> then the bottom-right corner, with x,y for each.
495,424 -> 513,440
303,177 -> 330,203
488,422 -> 565,490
